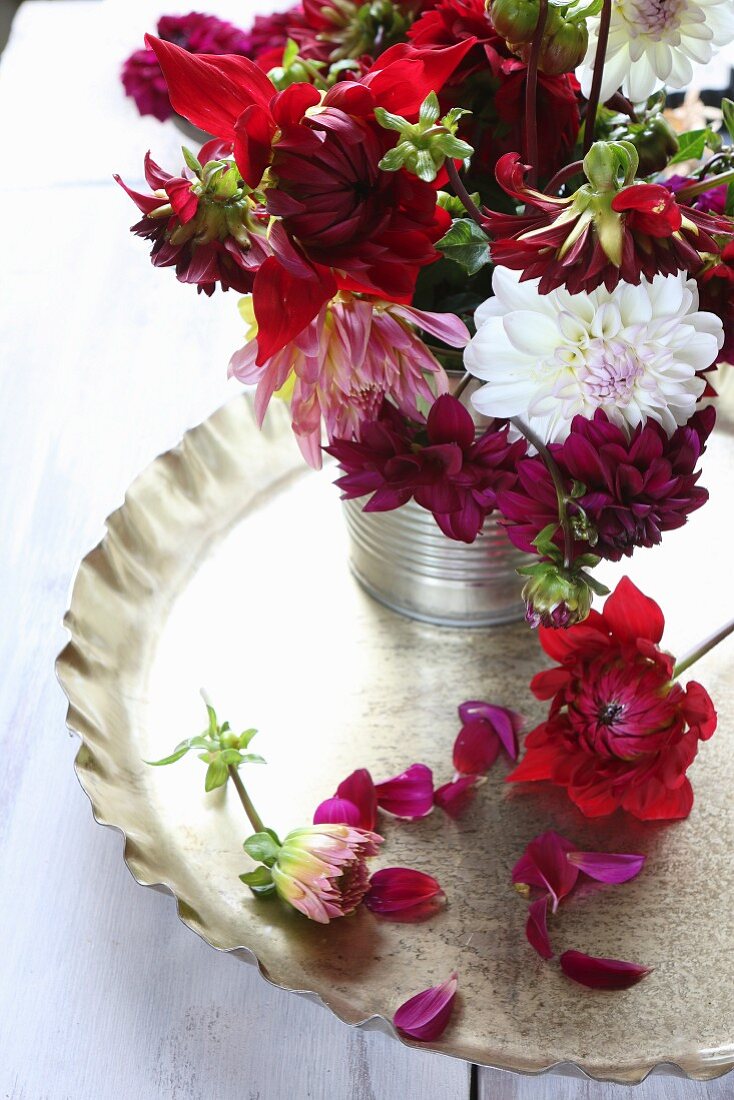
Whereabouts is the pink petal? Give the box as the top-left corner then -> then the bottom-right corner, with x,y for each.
526,895 -> 553,959
457,701 -> 524,761
364,867 -> 444,914
393,972 -> 458,1041
336,768 -> 378,831
567,851 -> 646,884
512,831 -> 579,911
313,797 -> 362,827
452,720 -> 500,775
560,950 -> 652,990
375,763 -> 434,819
433,775 -> 483,818
391,305 -> 470,348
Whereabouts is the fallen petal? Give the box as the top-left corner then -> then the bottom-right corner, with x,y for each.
567,851 -> 646,884
526,895 -> 554,959
433,775 -> 484,818
313,796 -> 362,827
560,950 -> 652,990
375,763 -> 434,819
365,867 -> 444,914
393,972 -> 458,1041
512,831 -> 579,911
452,719 -> 501,775
458,701 -> 524,760
336,768 -> 378,830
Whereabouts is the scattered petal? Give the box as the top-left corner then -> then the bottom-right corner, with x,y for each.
526,895 -> 554,959
457,701 -> 524,761
512,831 -> 579,911
375,763 -> 434,819
567,851 -> 646,884
452,720 -> 501,775
365,867 -> 444,915
336,768 -> 378,831
433,775 -> 484,818
393,972 -> 458,1041
560,950 -> 652,990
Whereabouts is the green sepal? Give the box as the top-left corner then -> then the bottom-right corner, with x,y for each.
580,571 -> 610,597
436,218 -> 490,275
144,742 -> 192,767
373,107 -> 406,133
243,831 -> 281,866
238,728 -> 258,749
531,522 -> 562,560
419,91 -> 441,125
181,146 -> 202,174
204,757 -> 230,791
240,866 -> 276,896
722,99 -> 734,143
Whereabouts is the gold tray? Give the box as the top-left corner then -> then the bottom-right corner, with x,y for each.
57,392 -> 734,1085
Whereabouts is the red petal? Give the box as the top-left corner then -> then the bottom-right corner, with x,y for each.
505,739 -> 559,783
234,103 -> 277,188
145,35 -> 274,139
538,612 -> 607,663
271,82 -> 322,128
457,701 -> 523,760
364,867 -> 444,914
375,763 -> 434,819
252,257 -> 336,364
393,972 -> 458,1041
312,796 -> 362,827
433,775 -> 483,818
336,768 -> 378,831
452,719 -> 501,775
683,680 -> 717,741
526,895 -> 553,959
560,950 -> 652,990
602,576 -> 665,646
362,41 -> 477,117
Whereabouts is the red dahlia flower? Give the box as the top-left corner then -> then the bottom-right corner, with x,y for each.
327,395 -> 526,542
697,242 -> 734,366
497,408 -> 715,562
115,143 -> 273,295
506,577 -> 717,821
485,148 -> 734,294
145,35 -> 474,361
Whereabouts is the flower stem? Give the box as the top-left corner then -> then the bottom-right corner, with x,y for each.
582,0 -> 613,156
524,0 -> 549,186
673,618 -> 734,678
445,159 -> 484,228
510,417 -> 574,569
452,371 -> 473,401
228,765 -> 267,834
674,169 -> 734,204
544,159 -> 584,195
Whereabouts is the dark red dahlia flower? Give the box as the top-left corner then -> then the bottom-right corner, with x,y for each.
506,577 -> 717,821
326,395 -> 525,542
485,151 -> 734,295
121,48 -> 172,121
697,242 -> 734,366
293,0 -> 428,64
497,408 -> 714,562
115,143 -> 272,295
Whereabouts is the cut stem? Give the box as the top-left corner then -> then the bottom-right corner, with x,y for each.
445,159 -> 485,228
674,169 -> 734,203
452,371 -> 473,401
544,159 -> 584,195
228,766 -> 267,834
583,0 -> 613,156
673,618 -> 734,678
524,0 -> 549,186
510,417 -> 574,569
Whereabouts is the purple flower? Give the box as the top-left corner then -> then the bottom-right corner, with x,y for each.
666,174 -> 728,216
497,408 -> 714,562
327,395 -> 525,543
121,48 -> 172,121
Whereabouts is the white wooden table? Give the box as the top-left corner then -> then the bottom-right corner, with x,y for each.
1,2 -> 733,1096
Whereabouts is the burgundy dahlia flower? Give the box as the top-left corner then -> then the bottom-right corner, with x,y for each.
327,395 -> 526,542
121,48 -> 172,122
484,150 -> 734,295
697,242 -> 734,366
506,577 -> 717,820
497,408 -> 715,562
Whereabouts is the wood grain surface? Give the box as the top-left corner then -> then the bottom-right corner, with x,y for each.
0,2 -> 732,1097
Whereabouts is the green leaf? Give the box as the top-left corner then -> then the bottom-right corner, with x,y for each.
419,92 -> 441,125
669,128 -> 719,165
723,99 -> 734,142
238,753 -> 267,766
205,703 -> 219,737
726,180 -> 734,217
145,741 -> 192,767
181,146 -> 202,174
239,866 -> 276,896
243,831 -> 281,866
282,37 -> 299,68
204,757 -> 229,791
436,218 -> 490,275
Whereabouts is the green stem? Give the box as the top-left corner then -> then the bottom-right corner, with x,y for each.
445,159 -> 485,228
674,169 -> 734,204
523,0 -> 549,187
510,417 -> 574,570
452,371 -> 473,401
673,618 -> 734,678
582,0 -> 613,156
228,766 -> 266,833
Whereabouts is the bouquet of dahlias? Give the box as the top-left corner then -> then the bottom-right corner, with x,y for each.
118,0 -> 734,629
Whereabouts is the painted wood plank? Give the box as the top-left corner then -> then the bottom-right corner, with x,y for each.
478,1067 -> 734,1099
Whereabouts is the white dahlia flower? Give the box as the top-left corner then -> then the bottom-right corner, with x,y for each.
465,267 -> 723,445
578,0 -> 734,104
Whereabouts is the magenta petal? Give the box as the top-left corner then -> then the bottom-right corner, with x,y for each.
393,972 -> 458,1041
313,797 -> 362,827
336,768 -> 378,830
567,851 -> 646,884
365,867 -> 444,914
526,895 -> 554,959
457,701 -> 524,760
452,720 -> 501,775
375,763 -> 434,819
512,831 -> 579,911
560,950 -> 652,990
434,775 -> 483,818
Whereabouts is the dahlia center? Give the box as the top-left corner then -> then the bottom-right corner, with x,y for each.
580,340 -> 643,404
619,0 -> 689,39
598,700 -> 626,725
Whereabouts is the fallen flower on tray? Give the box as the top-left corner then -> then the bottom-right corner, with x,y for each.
453,700 -> 524,773
560,951 -> 652,991
364,867 -> 445,916
393,972 -> 458,1041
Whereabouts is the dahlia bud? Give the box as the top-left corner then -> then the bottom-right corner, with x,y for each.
489,0 -> 542,44
375,93 -> 474,183
491,0 -> 587,74
519,561 -> 598,629
625,116 -> 680,176
537,20 -> 588,75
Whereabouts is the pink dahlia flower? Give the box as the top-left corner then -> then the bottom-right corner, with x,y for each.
229,295 -> 468,466
271,824 -> 382,923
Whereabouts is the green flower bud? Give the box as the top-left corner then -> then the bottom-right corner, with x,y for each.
520,562 -> 594,629
625,116 -> 680,176
538,19 -> 588,74
489,0 -> 540,44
